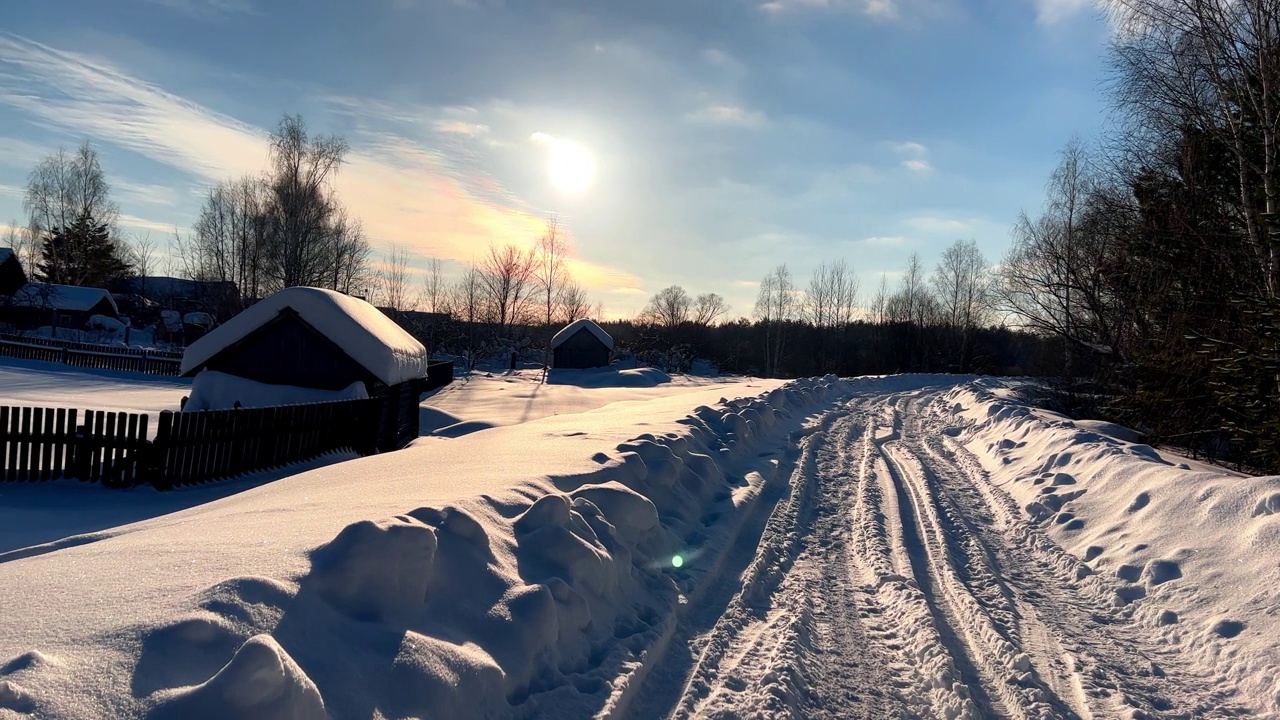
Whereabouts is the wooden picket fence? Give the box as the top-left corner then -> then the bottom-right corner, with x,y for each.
148,398 -> 383,490
0,334 -> 182,376
0,397 -> 384,490
0,406 -> 151,487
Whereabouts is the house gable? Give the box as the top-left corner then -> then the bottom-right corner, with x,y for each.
186,308 -> 379,391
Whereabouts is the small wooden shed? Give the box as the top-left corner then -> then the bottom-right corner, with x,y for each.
0,248 -> 26,297
551,318 -> 613,369
180,287 -> 451,451
2,282 -> 120,331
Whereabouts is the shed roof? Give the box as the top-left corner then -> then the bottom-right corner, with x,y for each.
180,287 -> 430,386
9,283 -> 120,314
551,318 -> 614,350
0,248 -> 13,264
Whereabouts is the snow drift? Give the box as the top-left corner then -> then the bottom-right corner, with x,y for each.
941,379 -> 1280,716
0,374 -> 844,719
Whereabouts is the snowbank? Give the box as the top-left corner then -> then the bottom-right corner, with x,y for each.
180,287 -> 428,386
0,373 -> 849,719
184,370 -> 368,412
546,367 -> 670,388
940,379 -> 1280,717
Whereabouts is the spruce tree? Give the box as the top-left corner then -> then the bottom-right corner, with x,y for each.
35,210 -> 132,288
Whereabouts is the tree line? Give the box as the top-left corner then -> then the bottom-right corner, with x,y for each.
994,0 -> 1280,470
620,239 -> 1043,379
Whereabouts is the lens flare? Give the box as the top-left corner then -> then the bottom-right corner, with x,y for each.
671,554 -> 684,568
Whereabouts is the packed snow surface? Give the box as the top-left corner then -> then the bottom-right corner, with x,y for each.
180,287 -> 429,386
550,319 -> 614,351
0,356 -> 187,434
1,374 -> 1278,718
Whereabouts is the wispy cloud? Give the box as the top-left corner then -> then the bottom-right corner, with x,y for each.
114,180 -> 185,207
0,34 -> 267,180
686,103 -> 767,128
862,235 -> 909,246
1034,0 -> 1093,25
0,33 -> 644,297
118,214 -> 183,234
761,0 -> 898,20
891,140 -> 933,174
140,0 -> 257,19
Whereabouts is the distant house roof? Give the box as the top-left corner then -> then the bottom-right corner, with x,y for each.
551,318 -> 614,350
118,276 -> 239,300
9,283 -> 120,314
181,286 -> 430,386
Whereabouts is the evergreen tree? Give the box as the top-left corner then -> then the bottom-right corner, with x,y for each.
35,210 -> 132,287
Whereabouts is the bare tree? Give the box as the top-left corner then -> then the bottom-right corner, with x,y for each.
376,244 -> 414,311
4,221 -> 36,270
24,141 -> 119,241
641,285 -> 692,328
754,264 -> 796,376
693,292 -> 729,326
127,233 -> 158,278
261,114 -> 350,290
480,243 -> 536,333
420,257 -> 445,314
559,280 -> 591,324
933,239 -> 992,371
534,218 -> 567,329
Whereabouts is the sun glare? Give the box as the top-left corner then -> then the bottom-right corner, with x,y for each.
535,133 -> 596,194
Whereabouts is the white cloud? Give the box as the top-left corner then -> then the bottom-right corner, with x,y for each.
891,140 -> 933,174
862,236 -> 909,246
901,158 -> 933,173
118,214 -> 183,234
761,0 -> 898,20
0,33 -> 645,298
893,141 -> 927,156
0,34 -> 268,180
685,104 -> 767,128
1034,0 -> 1093,25
141,0 -> 256,18
435,120 -> 489,137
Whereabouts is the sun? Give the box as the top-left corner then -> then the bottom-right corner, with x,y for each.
535,133 -> 596,194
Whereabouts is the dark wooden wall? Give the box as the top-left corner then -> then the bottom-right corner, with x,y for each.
552,328 -> 610,369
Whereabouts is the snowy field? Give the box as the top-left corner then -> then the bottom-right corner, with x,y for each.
0,366 -> 1278,718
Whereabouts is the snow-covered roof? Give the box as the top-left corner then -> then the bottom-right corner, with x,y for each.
551,318 -> 614,351
180,286 -> 430,386
9,283 -> 120,314
0,248 -> 13,264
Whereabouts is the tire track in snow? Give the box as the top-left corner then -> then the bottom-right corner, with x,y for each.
917,395 -> 1252,719
626,383 -> 1251,720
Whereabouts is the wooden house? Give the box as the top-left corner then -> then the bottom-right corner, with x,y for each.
180,286 -> 452,451
2,282 -> 120,331
551,319 -> 613,369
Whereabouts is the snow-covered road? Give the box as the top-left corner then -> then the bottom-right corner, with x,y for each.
623,384 -> 1253,720
3,374 -> 1275,719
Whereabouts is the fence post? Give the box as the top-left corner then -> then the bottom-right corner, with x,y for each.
151,411 -> 173,491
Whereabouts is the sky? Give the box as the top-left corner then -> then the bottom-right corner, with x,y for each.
0,0 -> 1111,319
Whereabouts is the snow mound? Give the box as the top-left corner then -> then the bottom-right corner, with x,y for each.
942,379 -> 1280,716
148,635 -> 325,720
550,319 -> 613,351
547,367 -> 670,388
184,370 -> 367,412
180,287 -> 428,386
1074,418 -> 1144,443
118,374 -> 853,718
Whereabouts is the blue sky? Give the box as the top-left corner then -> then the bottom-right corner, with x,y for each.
0,0 -> 1110,317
